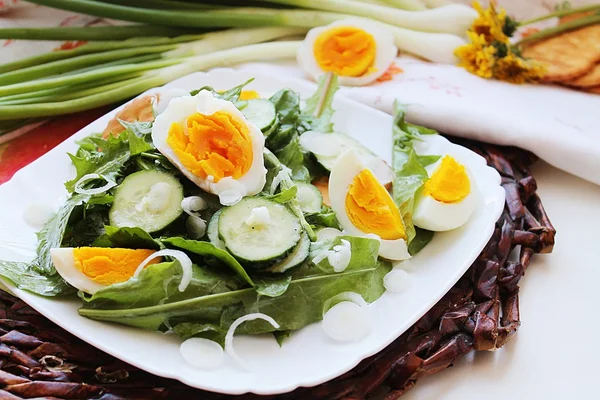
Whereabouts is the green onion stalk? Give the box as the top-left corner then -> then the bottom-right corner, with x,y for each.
0,41 -> 302,120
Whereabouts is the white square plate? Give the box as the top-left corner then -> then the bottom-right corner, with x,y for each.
0,69 -> 504,395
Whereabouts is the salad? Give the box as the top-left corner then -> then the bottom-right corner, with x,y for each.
0,74 -> 478,359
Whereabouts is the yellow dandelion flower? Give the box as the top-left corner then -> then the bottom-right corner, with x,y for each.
455,32 -> 496,79
494,53 -> 546,84
470,1 -> 509,44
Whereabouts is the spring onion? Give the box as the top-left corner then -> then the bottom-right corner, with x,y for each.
0,25 -> 202,41
0,40 -> 301,120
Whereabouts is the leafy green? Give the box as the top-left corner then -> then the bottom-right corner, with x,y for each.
392,101 -> 438,244
81,261 -> 245,311
276,138 -> 312,182
79,260 -> 390,337
269,89 -> 301,126
306,206 -> 341,230
35,194 -> 91,275
64,212 -> 107,247
273,330 -> 292,346
264,185 -> 298,204
65,133 -> 131,193
408,227 -> 434,256
190,78 -> 253,103
301,73 -> 339,133
263,149 -> 316,241
254,276 -> 292,298
94,226 -> 161,250
307,236 -> 380,275
127,129 -> 154,155
0,261 -> 75,296
118,119 -> 153,136
162,237 -> 254,286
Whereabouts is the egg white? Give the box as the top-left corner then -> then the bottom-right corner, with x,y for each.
329,149 -> 410,261
151,91 -> 267,205
297,19 -> 398,86
50,248 -> 106,294
413,156 -> 479,231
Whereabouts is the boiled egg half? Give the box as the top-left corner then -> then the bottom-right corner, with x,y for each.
152,91 -> 267,205
413,155 -> 478,231
329,150 -> 410,260
297,19 -> 398,86
50,247 -> 160,294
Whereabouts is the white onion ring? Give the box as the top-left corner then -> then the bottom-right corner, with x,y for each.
322,291 -> 369,317
322,292 -> 371,343
186,214 -> 207,239
181,196 -> 207,216
74,174 -> 117,195
134,249 -> 193,292
225,313 -> 280,370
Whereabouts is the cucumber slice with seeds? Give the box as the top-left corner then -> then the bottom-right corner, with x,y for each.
218,197 -> 301,266
109,170 -> 183,233
241,99 -> 277,132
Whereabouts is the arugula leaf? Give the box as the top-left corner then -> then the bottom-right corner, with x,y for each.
306,206 -> 341,230
307,236 -> 380,275
173,322 -> 224,344
264,185 -> 298,204
392,101 -> 439,244
35,193 -> 91,276
273,330 -> 292,346
93,226 -> 161,250
269,89 -> 301,125
0,261 -> 75,296
418,155 -> 441,167
64,212 -> 107,248
65,133 -> 130,193
118,119 -> 153,136
408,227 -> 434,255
79,260 -> 390,336
275,138 -> 312,183
189,78 -> 253,103
81,261 -> 246,311
162,237 -> 254,286
301,73 -> 339,133
255,276 -> 292,298
127,129 -> 154,155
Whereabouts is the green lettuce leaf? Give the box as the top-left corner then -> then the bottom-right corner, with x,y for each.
306,206 -> 341,230
306,235 -> 381,275
408,227 -> 435,256
162,237 -> 254,286
93,226 -> 161,250
65,133 -> 131,193
275,138 -> 312,182
0,261 -> 75,296
81,261 -> 246,311
254,276 -> 292,298
79,259 -> 390,336
190,78 -> 253,103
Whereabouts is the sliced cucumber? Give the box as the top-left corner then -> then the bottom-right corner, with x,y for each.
299,131 -> 393,184
241,99 -> 277,132
266,232 -> 310,273
295,183 -> 322,214
207,209 -> 226,250
109,170 -> 183,233
218,197 -> 301,266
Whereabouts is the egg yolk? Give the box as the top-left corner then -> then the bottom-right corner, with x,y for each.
313,26 -> 377,77
167,111 -> 253,182
239,90 -> 260,100
423,156 -> 470,203
72,248 -> 159,285
345,169 -> 407,240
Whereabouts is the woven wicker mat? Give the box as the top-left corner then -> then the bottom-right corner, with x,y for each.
0,137 -> 556,400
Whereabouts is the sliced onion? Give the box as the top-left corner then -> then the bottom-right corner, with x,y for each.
186,215 -> 207,240
74,174 -> 117,195
328,239 -> 352,272
180,337 -> 224,370
316,228 -> 343,241
269,166 -> 292,194
225,313 -> 280,370
181,196 -> 207,216
384,269 -> 411,293
134,249 -> 192,292
218,189 -> 243,206
322,292 -> 371,343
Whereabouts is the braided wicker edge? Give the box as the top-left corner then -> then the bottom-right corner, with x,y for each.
0,137 -> 555,400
